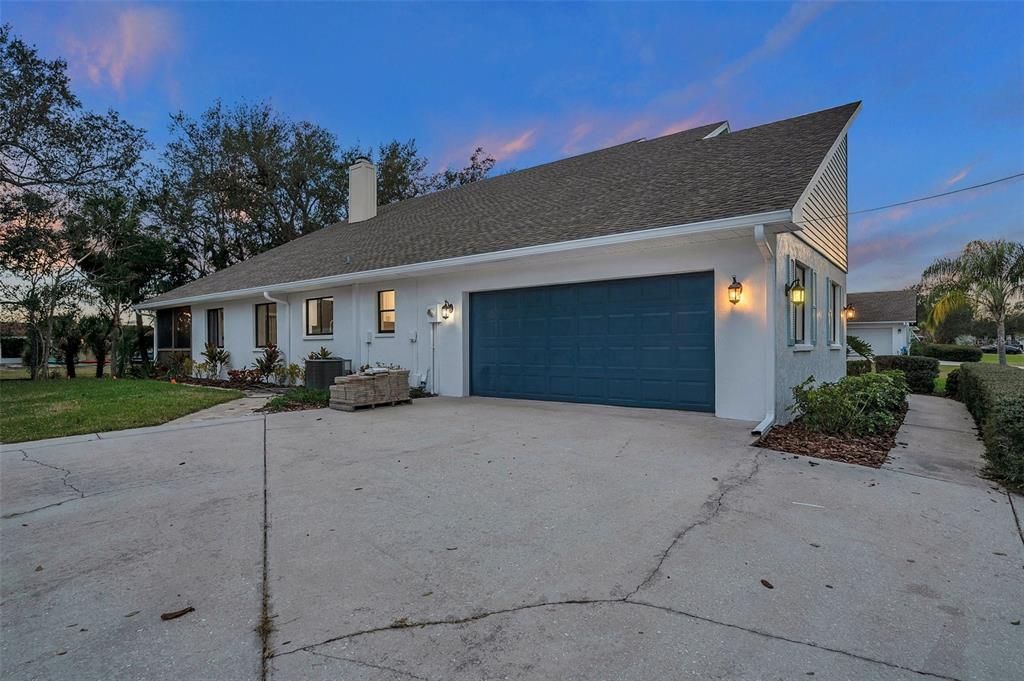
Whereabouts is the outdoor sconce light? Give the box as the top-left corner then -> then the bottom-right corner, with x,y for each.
727,276 -> 743,305
842,304 -> 856,321
785,279 -> 806,305
441,300 -> 454,320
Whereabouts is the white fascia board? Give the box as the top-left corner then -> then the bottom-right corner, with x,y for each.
139,209 -> 793,310
791,103 -> 862,227
703,122 -> 731,138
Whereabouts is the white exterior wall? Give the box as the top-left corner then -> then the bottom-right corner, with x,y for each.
773,232 -> 848,423
848,322 -> 910,357
190,233 -> 773,421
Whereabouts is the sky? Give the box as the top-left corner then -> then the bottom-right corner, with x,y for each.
5,1 -> 1023,292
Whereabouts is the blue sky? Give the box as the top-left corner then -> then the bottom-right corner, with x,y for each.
6,1 -> 1023,291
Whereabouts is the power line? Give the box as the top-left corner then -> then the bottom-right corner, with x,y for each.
794,171 -> 1024,227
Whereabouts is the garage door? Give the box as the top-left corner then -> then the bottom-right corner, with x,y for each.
469,272 -> 715,412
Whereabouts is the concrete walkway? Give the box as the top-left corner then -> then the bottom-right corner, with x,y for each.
884,394 -> 988,486
168,392 -> 273,424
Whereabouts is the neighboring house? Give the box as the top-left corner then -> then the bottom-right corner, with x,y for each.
141,102 -> 860,430
847,290 -> 918,356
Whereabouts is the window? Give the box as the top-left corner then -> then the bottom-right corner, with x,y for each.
378,290 -> 396,333
255,303 -> 277,347
830,282 -> 841,344
157,306 -> 192,349
305,297 -> 333,336
207,308 -> 224,348
793,263 -> 807,344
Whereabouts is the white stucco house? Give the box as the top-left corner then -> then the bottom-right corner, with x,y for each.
141,102 -> 860,431
846,289 -> 918,356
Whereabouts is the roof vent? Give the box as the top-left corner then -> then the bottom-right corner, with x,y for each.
348,158 -> 377,223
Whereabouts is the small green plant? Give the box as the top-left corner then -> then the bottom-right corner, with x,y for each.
254,344 -> 284,382
307,347 -> 334,360
161,351 -> 191,380
271,362 -> 304,386
192,361 -> 215,379
790,371 -> 909,436
201,343 -> 231,377
261,387 -> 330,412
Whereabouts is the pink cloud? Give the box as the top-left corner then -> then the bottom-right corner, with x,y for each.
495,129 -> 537,158
660,110 -> 720,137
715,2 -> 833,87
850,214 -> 974,268
943,164 -> 972,187
62,7 -> 179,94
561,122 -> 594,154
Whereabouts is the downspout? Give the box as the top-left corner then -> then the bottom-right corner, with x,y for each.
753,224 -> 776,436
263,291 -> 290,364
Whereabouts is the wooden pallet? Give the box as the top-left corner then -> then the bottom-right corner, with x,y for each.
328,398 -> 412,412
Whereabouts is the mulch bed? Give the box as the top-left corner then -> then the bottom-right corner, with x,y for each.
755,406 -> 908,468
175,377 -> 290,394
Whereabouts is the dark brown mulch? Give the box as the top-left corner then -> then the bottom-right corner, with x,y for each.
176,377 -> 289,394
755,407 -> 908,468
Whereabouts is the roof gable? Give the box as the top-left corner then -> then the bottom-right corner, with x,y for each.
848,290 -> 918,323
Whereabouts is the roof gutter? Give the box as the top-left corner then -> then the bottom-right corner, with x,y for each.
752,223 -> 776,436
138,209 -> 794,310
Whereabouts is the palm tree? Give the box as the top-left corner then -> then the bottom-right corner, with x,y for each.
922,240 -> 1024,366
80,315 -> 112,378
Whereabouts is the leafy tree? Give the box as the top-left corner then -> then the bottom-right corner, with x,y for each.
80,314 -> 111,378
922,240 -> 1024,365
0,25 -> 147,199
66,191 -> 167,377
152,101 -> 350,278
430,147 -> 496,191
1,25 -> 146,380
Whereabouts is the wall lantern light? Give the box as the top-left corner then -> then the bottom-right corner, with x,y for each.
441,300 -> 454,320
785,279 -> 806,305
727,276 -> 743,305
842,304 -> 856,321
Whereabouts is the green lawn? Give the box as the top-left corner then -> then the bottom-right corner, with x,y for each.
0,378 -> 243,444
979,353 -> 1024,366
934,364 -> 957,394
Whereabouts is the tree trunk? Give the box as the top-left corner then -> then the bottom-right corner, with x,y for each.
95,346 -> 106,378
136,311 -> 150,374
65,347 -> 76,378
997,315 -> 1007,366
110,304 -> 122,378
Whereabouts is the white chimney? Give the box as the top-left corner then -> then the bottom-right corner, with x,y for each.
348,158 -> 377,223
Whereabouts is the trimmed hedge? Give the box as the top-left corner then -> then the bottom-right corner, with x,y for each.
847,359 -> 872,376
874,355 -> 940,394
944,368 -> 961,398
912,343 -> 983,363
959,363 -> 1024,484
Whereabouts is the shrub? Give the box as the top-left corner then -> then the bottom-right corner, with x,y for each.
847,359 -> 872,376
161,351 -> 191,380
790,371 -> 909,436
913,343 -> 982,363
262,387 -> 329,412
874,355 -> 939,394
944,368 -> 961,398
959,363 -> 1024,484
201,343 -> 231,377
253,344 -> 284,381
272,362 -> 303,386
307,347 -> 334,360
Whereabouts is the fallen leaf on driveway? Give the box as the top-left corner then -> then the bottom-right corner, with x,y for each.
160,606 -> 194,621
760,579 -> 774,589
124,611 -> 140,618
35,565 -> 43,572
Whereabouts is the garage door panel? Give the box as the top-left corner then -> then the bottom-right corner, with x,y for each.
470,272 -> 714,412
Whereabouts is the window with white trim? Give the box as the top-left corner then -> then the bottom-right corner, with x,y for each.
305,297 -> 333,336
255,303 -> 277,347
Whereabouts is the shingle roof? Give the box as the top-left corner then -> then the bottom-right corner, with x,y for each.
145,102 -> 860,305
847,290 -> 918,323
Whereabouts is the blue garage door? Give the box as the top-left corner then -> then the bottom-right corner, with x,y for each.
470,272 -> 715,412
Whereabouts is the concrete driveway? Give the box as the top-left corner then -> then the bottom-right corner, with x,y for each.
1,398 -> 1021,681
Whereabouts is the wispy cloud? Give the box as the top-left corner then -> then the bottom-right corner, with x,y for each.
494,129 -> 538,158
715,2 -> 833,87
61,6 -> 179,94
943,164 -> 972,187
561,122 -> 594,154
